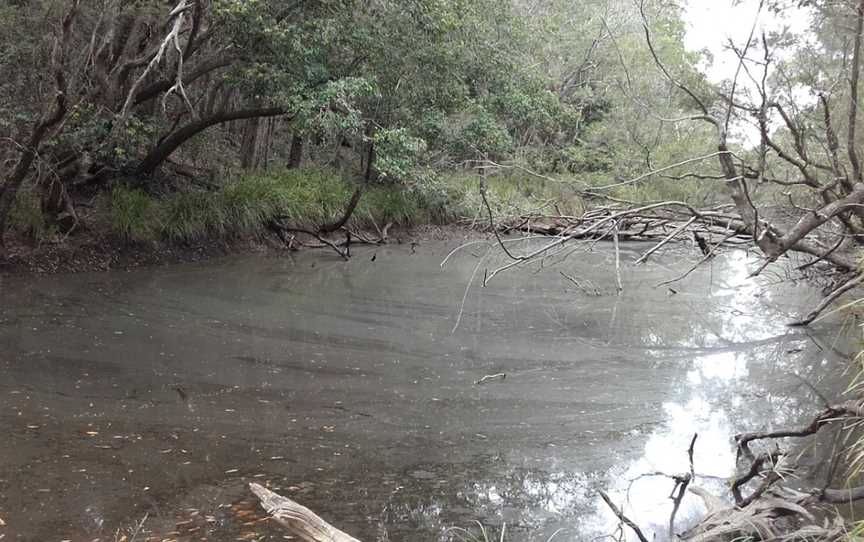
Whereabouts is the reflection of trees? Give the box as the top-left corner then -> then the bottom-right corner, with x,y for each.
374,460 -> 597,541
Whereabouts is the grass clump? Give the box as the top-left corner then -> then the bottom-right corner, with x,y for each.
110,185 -> 158,242
107,168 -> 430,244
360,186 -> 424,225
161,191 -> 223,242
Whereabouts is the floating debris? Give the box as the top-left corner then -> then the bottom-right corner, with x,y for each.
474,373 -> 506,385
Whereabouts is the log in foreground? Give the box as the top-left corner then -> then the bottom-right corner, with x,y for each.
249,482 -> 362,542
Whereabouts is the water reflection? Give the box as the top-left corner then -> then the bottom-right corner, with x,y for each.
0,243 -> 853,541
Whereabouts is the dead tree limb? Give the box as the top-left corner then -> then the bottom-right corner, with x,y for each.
788,272 -> 864,326
599,490 -> 650,542
319,186 -> 363,234
249,483 -> 361,542
735,400 -> 864,461
668,433 -> 697,538
731,451 -> 785,507
635,217 -> 696,264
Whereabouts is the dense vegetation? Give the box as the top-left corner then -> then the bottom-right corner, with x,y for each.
7,1 -> 864,540
0,0 -> 715,248
4,0 -> 864,289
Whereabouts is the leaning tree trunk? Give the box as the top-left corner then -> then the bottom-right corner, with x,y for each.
135,107 -> 288,177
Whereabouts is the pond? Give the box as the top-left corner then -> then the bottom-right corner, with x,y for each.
0,239 -> 854,541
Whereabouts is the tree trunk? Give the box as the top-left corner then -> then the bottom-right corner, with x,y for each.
135,107 -> 288,176
364,140 -> 376,183
288,134 -> 304,169
240,116 -> 261,169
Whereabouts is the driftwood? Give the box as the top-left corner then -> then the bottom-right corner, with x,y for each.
249,483 -> 362,542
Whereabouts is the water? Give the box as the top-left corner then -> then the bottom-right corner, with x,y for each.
0,240 -> 854,541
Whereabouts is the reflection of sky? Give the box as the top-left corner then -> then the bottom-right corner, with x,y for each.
582,252 -> 819,541
358,247 -> 851,542
381,249 -> 847,542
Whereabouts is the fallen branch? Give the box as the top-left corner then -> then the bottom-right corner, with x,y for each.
249,483 -> 361,542
789,272 -> 864,326
599,490 -> 650,542
735,400 -> 864,461
635,217 -> 697,264
731,451 -> 785,507
474,373 -> 506,385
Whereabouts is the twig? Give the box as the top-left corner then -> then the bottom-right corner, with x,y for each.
599,491 -> 649,542
480,178 -> 526,262
474,373 -> 506,385
655,232 -> 736,287
635,217 -> 696,264
668,473 -> 691,538
451,247 -> 491,334
688,432 -> 698,480
668,434 -> 697,538
613,222 -> 623,294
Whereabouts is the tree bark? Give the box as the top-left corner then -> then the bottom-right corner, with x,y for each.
240,116 -> 262,169
288,134 -> 304,169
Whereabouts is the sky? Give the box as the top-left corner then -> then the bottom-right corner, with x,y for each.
683,0 -> 814,83
682,0 -> 816,143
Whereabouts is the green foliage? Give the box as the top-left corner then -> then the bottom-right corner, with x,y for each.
372,128 -> 428,181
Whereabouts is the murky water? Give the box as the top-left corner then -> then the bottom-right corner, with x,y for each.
0,240 -> 855,541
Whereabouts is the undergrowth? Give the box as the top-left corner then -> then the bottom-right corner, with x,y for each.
107,168 -> 437,243
9,189 -> 51,243
12,164 -> 721,248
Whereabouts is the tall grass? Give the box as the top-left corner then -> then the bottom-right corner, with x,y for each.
107,168 -> 433,244
110,186 -> 156,242
105,166 -> 708,245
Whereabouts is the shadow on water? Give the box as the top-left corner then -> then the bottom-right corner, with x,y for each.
0,242 -> 855,541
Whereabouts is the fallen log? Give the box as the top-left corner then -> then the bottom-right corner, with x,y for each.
249,483 -> 362,542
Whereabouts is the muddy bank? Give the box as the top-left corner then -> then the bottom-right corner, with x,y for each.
0,241 -> 854,541
0,224 -> 478,275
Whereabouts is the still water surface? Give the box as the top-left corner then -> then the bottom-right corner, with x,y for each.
0,241 -> 853,541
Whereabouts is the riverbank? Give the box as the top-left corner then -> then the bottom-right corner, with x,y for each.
0,168 -> 588,275
0,223 -> 487,275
